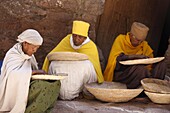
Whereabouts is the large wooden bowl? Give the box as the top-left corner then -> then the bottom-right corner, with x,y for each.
85,81 -> 143,103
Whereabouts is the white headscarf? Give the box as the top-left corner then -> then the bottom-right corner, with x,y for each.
17,29 -> 43,45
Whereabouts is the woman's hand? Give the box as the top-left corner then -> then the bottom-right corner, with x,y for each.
32,70 -> 47,75
127,55 -> 149,60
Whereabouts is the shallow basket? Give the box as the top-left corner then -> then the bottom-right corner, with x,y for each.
141,78 -> 170,94
85,81 -> 143,103
47,52 -> 88,61
144,91 -> 170,104
31,74 -> 68,81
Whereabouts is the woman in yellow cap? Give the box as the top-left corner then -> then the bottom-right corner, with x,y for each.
42,20 -> 104,100
104,22 -> 166,89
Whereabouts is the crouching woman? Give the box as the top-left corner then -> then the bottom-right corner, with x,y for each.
0,29 -> 60,113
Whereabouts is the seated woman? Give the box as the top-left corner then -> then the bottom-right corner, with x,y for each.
42,20 -> 104,100
0,29 -> 60,113
104,22 -> 166,89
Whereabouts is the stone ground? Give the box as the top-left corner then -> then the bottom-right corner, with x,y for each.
52,97 -> 170,113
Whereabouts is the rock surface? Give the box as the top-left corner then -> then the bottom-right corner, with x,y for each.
0,0 -> 105,67
53,98 -> 170,113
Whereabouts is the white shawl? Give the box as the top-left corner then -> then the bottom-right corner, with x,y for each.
48,60 -> 97,100
0,43 -> 38,113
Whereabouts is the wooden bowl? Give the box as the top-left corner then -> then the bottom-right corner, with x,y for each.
141,78 -> 170,94
144,91 -> 170,104
85,81 -> 143,103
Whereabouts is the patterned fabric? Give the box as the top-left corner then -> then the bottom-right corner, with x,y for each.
25,80 -> 61,113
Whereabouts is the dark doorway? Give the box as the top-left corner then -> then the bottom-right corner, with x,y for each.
157,4 -> 170,56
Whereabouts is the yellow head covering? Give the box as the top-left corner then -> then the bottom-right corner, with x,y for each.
130,22 -> 149,40
72,20 -> 90,37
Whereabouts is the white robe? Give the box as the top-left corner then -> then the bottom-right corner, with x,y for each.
48,60 -> 97,100
0,43 -> 38,113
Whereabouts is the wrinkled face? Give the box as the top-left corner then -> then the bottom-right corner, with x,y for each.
129,33 -> 144,47
22,42 -> 40,56
72,34 -> 87,46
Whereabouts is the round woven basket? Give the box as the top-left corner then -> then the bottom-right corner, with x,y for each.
47,52 -> 88,61
119,57 -> 164,65
31,74 -> 68,80
144,91 -> 170,104
85,81 -> 143,103
141,78 -> 170,94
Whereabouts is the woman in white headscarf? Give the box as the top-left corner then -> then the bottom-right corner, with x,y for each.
0,29 -> 60,113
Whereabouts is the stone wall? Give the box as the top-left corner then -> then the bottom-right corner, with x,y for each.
0,0 -> 105,67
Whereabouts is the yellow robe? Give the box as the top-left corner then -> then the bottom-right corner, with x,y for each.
104,32 -> 153,81
42,34 -> 104,83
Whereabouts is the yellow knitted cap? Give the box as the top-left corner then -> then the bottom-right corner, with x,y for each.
72,20 -> 90,37
130,22 -> 149,40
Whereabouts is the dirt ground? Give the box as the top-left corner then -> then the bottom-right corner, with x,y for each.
52,97 -> 170,113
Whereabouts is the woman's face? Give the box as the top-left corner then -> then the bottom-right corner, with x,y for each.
129,33 -> 143,47
72,34 -> 87,46
22,42 -> 40,56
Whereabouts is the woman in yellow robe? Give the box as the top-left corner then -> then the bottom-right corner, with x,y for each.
42,20 -> 104,100
104,22 -> 166,88
43,21 -> 104,84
